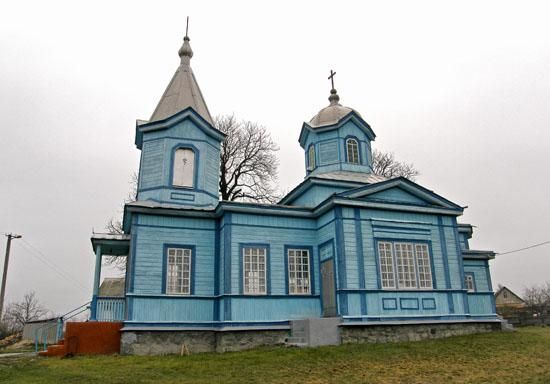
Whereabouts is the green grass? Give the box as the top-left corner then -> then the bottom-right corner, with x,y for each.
1,327 -> 550,384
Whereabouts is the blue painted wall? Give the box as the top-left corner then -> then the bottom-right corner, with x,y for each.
303,120 -> 374,177
290,185 -> 349,207
125,198 -> 495,325
124,158 -> 496,326
137,118 -> 221,206
328,206 -> 479,321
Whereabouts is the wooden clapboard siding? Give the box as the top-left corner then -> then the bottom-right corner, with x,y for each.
137,118 -> 221,207
132,214 -> 216,296
303,120 -> 374,177
292,185 -> 349,207
230,297 -> 320,321
463,259 -> 490,291
131,296 -> 214,322
229,213 -> 318,296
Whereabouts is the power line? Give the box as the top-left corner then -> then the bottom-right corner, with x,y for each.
19,240 -> 88,291
16,240 -> 89,292
496,240 -> 550,256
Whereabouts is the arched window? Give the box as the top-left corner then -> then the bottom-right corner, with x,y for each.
173,148 -> 195,187
346,138 -> 360,164
307,145 -> 315,170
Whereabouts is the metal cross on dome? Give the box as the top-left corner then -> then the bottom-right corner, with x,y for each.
328,70 -> 336,90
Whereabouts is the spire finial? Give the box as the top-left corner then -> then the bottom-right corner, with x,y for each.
185,16 -> 189,38
178,16 -> 193,64
328,69 -> 340,105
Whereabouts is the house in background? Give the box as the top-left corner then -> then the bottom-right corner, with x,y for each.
87,31 -> 500,354
495,286 -> 526,309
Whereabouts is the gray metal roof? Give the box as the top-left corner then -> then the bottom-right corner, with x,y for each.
91,233 -> 131,241
313,171 -> 387,184
462,249 -> 496,259
149,35 -> 214,125
308,88 -> 360,128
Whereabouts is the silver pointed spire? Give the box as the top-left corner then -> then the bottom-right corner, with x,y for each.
149,18 -> 214,125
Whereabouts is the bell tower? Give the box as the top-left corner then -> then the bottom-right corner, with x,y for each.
134,26 -> 225,207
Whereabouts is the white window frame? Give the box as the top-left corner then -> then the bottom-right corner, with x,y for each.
377,241 -> 433,290
378,242 -> 396,289
243,247 -> 267,295
166,247 -> 192,295
346,138 -> 360,164
172,147 -> 195,188
287,248 -> 311,295
465,274 -> 475,292
415,244 -> 433,289
307,145 -> 315,170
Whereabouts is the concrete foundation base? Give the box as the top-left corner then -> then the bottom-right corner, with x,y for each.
340,322 -> 501,344
120,321 -> 500,355
120,329 -> 288,355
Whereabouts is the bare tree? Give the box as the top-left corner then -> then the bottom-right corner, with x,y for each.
372,149 -> 419,181
523,283 -> 550,324
2,291 -> 48,332
102,173 -> 137,270
217,114 -> 280,203
106,171 -> 138,232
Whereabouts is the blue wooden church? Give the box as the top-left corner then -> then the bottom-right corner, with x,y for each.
89,32 -> 499,354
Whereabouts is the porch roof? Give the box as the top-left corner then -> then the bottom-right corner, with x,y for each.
91,233 -> 130,256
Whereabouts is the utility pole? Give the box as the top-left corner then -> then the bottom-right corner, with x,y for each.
0,233 -> 22,320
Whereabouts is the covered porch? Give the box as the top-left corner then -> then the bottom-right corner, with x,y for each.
90,233 -> 130,321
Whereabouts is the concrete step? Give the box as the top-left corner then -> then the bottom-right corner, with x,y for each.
285,337 -> 306,344
39,344 -> 66,357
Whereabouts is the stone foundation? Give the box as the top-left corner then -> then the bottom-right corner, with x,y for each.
121,322 -> 500,355
121,329 -> 288,355
340,322 -> 501,344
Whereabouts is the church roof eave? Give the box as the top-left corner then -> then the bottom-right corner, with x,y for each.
336,177 -> 464,212
462,249 -> 496,260
135,106 -> 226,149
278,175 -> 379,206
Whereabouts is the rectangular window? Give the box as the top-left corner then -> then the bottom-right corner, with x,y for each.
378,242 -> 396,288
166,247 -> 192,295
288,249 -> 311,294
243,247 -> 266,294
395,243 -> 417,288
307,146 -> 315,170
465,274 -> 475,292
377,241 -> 433,290
415,244 -> 433,288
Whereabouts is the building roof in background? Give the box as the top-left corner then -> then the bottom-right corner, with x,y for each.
98,277 -> 125,297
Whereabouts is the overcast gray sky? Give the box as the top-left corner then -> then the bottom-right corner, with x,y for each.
1,0 -> 549,315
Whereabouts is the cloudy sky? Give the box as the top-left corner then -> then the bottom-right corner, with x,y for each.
1,0 -> 549,314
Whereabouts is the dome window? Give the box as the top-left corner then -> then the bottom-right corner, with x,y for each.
346,138 -> 360,164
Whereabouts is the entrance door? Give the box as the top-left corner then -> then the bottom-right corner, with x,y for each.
321,259 -> 337,317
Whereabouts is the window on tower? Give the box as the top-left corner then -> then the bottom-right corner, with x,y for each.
173,148 -> 195,187
307,145 -> 315,170
346,138 -> 360,164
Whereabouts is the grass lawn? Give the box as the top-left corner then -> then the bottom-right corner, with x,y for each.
1,327 -> 549,384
